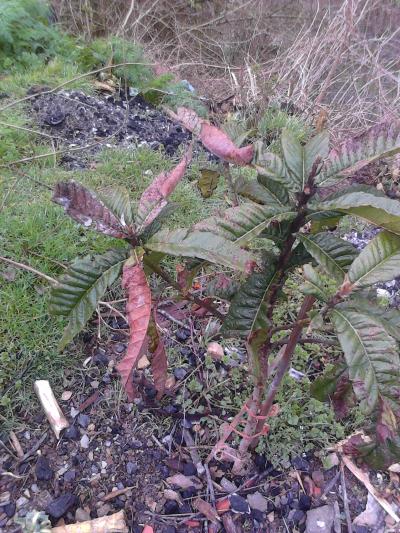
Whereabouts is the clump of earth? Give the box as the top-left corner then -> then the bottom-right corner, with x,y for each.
29,88 -> 192,169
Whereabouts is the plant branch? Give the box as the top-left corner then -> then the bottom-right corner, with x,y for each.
0,255 -> 58,285
143,256 -> 224,320
271,336 -> 338,348
251,295 -> 316,444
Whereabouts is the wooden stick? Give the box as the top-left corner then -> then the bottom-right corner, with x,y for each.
34,380 -> 69,439
51,510 -> 128,532
9,431 -> 24,458
340,462 -> 353,533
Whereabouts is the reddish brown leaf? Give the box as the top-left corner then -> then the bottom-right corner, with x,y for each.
137,146 -> 193,229
52,181 -> 129,238
193,498 -> 219,524
200,122 -> 254,166
169,107 -> 254,166
332,375 -> 355,419
216,498 -> 230,514
377,398 -> 398,442
116,262 -> 151,399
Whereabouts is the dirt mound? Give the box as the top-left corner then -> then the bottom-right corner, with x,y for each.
29,89 -> 192,169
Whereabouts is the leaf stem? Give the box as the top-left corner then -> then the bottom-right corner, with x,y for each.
143,256 -> 224,320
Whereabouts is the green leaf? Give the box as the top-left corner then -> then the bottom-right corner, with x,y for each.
342,297 -> 400,342
235,176 -> 290,208
312,191 -> 400,235
98,186 -> 134,227
221,261 -> 278,337
310,363 -> 347,402
318,120 -> 400,186
281,128 -> 304,189
222,120 -> 255,147
257,174 -> 290,207
301,264 -> 329,301
146,228 -> 256,272
348,231 -> 400,287
259,219 -> 293,244
254,143 -> 286,182
194,203 -> 296,246
308,210 -> 344,233
305,131 -> 330,176
299,233 -> 358,281
330,307 -> 400,414
198,169 -> 220,198
50,249 -> 128,349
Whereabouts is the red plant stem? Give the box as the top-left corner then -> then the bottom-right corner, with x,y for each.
250,295 -> 316,446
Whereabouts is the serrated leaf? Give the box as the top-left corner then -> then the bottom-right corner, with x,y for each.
198,169 -> 220,198
146,228 -> 256,272
318,120 -> 400,186
330,307 -> 400,414
221,262 -> 278,337
222,120 -> 255,147
52,181 -> 135,238
312,191 -> 400,235
50,249 -> 128,349
259,218 -> 293,244
136,146 -> 192,231
205,273 -> 240,300
139,203 -> 177,242
301,264 -> 329,301
348,231 -> 400,288
116,262 -> 151,400
299,233 -> 358,282
194,203 -> 296,246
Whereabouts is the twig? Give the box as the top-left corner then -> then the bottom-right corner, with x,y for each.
9,431 -> 24,458
204,464 -> 216,507
182,428 -> 205,477
157,308 -> 190,331
0,255 -> 58,285
18,432 -> 48,463
0,439 -> 18,459
340,462 -> 353,533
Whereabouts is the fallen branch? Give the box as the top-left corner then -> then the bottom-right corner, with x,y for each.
0,255 -> 58,285
52,510 -> 128,532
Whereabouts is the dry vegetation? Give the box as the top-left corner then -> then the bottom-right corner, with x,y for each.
53,0 -> 400,139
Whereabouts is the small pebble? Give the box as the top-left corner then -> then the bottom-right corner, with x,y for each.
80,435 -> 90,449
16,496 -> 29,508
175,329 -> 190,342
126,462 -> 139,475
35,456 -> 53,481
298,494 -> 311,511
78,413 -> 90,428
31,484 -> 40,494
64,470 -> 76,483
173,367 -> 187,380
64,425 -> 80,441
183,463 -> 197,476
230,494 -> 251,514
75,508 -> 91,522
4,502 -> 16,517
164,500 -> 179,514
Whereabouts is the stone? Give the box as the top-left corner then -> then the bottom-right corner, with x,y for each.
16,497 -> 29,508
96,503 -> 111,517
173,367 -> 187,380
175,329 -> 190,342
183,463 -> 197,476
75,508 -> 91,522
306,505 -> 335,533
230,494 -> 251,514
126,461 -> 139,475
114,342 -> 126,353
247,491 -> 269,512
164,500 -> 179,514
3,502 -> 16,517
78,414 -> 90,428
64,425 -> 80,440
292,456 -> 310,472
207,341 -> 224,361
64,469 -> 76,483
299,494 -> 312,511
353,493 -> 384,529
220,477 -> 238,493
80,434 -> 90,449
35,456 -> 53,481
288,509 -> 305,524
46,493 -> 78,519
93,348 -> 108,366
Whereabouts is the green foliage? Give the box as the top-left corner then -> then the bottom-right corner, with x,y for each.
0,0 -> 71,70
75,36 -> 153,88
258,106 -> 310,151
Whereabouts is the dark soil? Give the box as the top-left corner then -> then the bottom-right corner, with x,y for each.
29,88 -> 192,169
